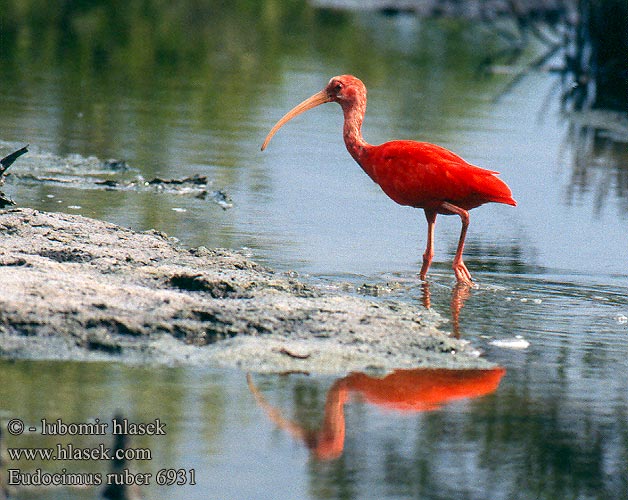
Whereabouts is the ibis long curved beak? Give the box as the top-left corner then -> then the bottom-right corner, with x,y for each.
261,90 -> 331,151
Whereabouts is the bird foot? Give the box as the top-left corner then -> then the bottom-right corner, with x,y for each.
453,260 -> 473,286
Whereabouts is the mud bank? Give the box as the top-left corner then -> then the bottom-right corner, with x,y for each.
0,208 -> 491,374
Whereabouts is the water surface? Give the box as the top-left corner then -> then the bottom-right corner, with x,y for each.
1,3 -> 627,499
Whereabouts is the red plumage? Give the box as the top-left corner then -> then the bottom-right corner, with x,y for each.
363,140 -> 516,211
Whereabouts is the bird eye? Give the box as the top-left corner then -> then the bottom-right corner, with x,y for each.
334,82 -> 343,92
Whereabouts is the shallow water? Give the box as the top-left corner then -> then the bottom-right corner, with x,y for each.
1,3 -> 627,499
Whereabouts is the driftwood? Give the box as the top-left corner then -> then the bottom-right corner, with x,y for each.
0,146 -> 28,208
0,146 -> 28,179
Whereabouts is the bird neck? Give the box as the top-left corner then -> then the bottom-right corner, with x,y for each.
341,100 -> 371,169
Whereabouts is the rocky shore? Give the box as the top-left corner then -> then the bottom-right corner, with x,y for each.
0,208 -> 491,374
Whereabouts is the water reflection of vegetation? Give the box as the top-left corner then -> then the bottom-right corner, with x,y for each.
560,0 -> 628,213
1,1 -> 311,154
565,120 -> 628,215
0,1 -> 507,109
0,361 -> 190,472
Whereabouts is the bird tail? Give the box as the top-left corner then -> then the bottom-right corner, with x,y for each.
484,173 -> 517,206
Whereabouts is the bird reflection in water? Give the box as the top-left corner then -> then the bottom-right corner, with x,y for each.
247,366 -> 505,461
421,281 -> 472,338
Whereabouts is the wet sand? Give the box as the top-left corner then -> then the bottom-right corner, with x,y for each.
0,208 -> 492,374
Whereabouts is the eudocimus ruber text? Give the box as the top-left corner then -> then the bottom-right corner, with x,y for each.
261,75 -> 516,284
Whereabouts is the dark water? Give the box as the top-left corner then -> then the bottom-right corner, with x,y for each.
1,2 -> 627,499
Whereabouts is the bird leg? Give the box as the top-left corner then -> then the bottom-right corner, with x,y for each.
419,210 -> 437,280
440,202 -> 472,285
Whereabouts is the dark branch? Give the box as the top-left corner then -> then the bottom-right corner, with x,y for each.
0,145 -> 29,208
0,145 -> 29,177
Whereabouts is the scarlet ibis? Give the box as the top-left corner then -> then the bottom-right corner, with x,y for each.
261,75 -> 516,284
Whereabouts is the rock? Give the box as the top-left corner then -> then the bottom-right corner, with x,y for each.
0,208 -> 490,374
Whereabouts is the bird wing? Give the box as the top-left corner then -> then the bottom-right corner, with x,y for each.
364,141 -> 515,209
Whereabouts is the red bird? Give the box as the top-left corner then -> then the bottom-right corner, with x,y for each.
261,75 -> 516,284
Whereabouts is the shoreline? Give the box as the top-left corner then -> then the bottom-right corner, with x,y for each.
0,208 -> 492,374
